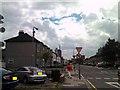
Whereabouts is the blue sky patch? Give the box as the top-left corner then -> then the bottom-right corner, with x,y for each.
42,12 -> 83,25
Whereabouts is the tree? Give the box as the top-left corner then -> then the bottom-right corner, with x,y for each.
42,52 -> 52,70
100,38 -> 120,66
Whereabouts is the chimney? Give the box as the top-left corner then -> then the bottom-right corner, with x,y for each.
18,30 -> 24,36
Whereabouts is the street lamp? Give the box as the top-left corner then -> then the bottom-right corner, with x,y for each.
32,27 -> 38,41
32,27 -> 38,66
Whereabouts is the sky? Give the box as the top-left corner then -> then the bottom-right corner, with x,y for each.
0,0 -> 119,59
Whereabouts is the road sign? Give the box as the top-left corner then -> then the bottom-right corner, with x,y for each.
76,47 -> 82,54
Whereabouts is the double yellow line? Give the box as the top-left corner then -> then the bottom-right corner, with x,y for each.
86,79 -> 97,90
81,74 -> 97,90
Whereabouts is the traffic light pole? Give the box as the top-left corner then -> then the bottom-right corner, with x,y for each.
75,47 -> 82,79
79,60 -> 81,79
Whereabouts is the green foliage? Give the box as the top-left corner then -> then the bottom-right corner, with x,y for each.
42,52 -> 52,63
98,38 -> 120,65
42,52 -> 52,71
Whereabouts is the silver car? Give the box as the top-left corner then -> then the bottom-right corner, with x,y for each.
16,66 -> 47,83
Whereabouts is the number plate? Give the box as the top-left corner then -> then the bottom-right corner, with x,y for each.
12,76 -> 17,80
38,72 -> 42,75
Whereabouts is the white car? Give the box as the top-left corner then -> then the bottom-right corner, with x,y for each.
16,66 -> 47,83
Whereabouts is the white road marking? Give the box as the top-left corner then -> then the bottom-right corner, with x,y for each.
105,82 -> 120,88
63,85 -> 75,86
96,78 -> 101,79
104,78 -> 110,80
85,77 -> 118,80
101,71 -> 108,73
81,74 -> 85,79
87,77 -> 93,79
112,78 -> 118,80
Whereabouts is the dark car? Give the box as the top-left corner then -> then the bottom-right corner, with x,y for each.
97,62 -> 112,68
16,66 -> 47,84
0,68 -> 19,90
118,66 -> 120,82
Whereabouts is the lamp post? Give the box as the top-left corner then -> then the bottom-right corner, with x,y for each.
32,27 -> 38,66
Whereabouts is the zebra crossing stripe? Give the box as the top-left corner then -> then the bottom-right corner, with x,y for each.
87,77 -> 93,79
112,78 -> 118,80
104,78 -> 110,80
96,78 -> 101,79
86,77 -> 118,80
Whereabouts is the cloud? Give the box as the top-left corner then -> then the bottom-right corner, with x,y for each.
2,2 -> 23,25
1,1 -> 119,59
84,13 -> 98,24
31,2 -> 57,10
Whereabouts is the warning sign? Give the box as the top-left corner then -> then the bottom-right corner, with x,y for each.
76,47 -> 82,54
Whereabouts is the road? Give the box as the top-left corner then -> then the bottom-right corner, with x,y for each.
80,65 -> 120,90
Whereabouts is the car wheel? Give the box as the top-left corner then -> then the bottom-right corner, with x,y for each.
23,77 -> 28,84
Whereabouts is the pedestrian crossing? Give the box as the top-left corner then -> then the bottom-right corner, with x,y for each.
86,77 -> 118,80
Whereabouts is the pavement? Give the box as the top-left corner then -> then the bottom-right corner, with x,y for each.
61,70 -> 92,90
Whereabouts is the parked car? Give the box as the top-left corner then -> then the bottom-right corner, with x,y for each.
16,66 -> 47,84
0,68 -> 19,90
97,62 -> 112,68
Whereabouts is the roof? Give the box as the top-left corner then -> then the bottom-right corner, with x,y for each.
4,31 -> 52,51
5,31 -> 41,43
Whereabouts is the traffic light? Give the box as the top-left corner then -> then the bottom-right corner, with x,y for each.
0,42 -> 4,47
0,14 -> 5,33
0,14 -> 4,23
0,27 -> 5,33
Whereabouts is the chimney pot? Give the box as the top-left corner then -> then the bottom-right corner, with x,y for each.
19,30 -> 24,36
